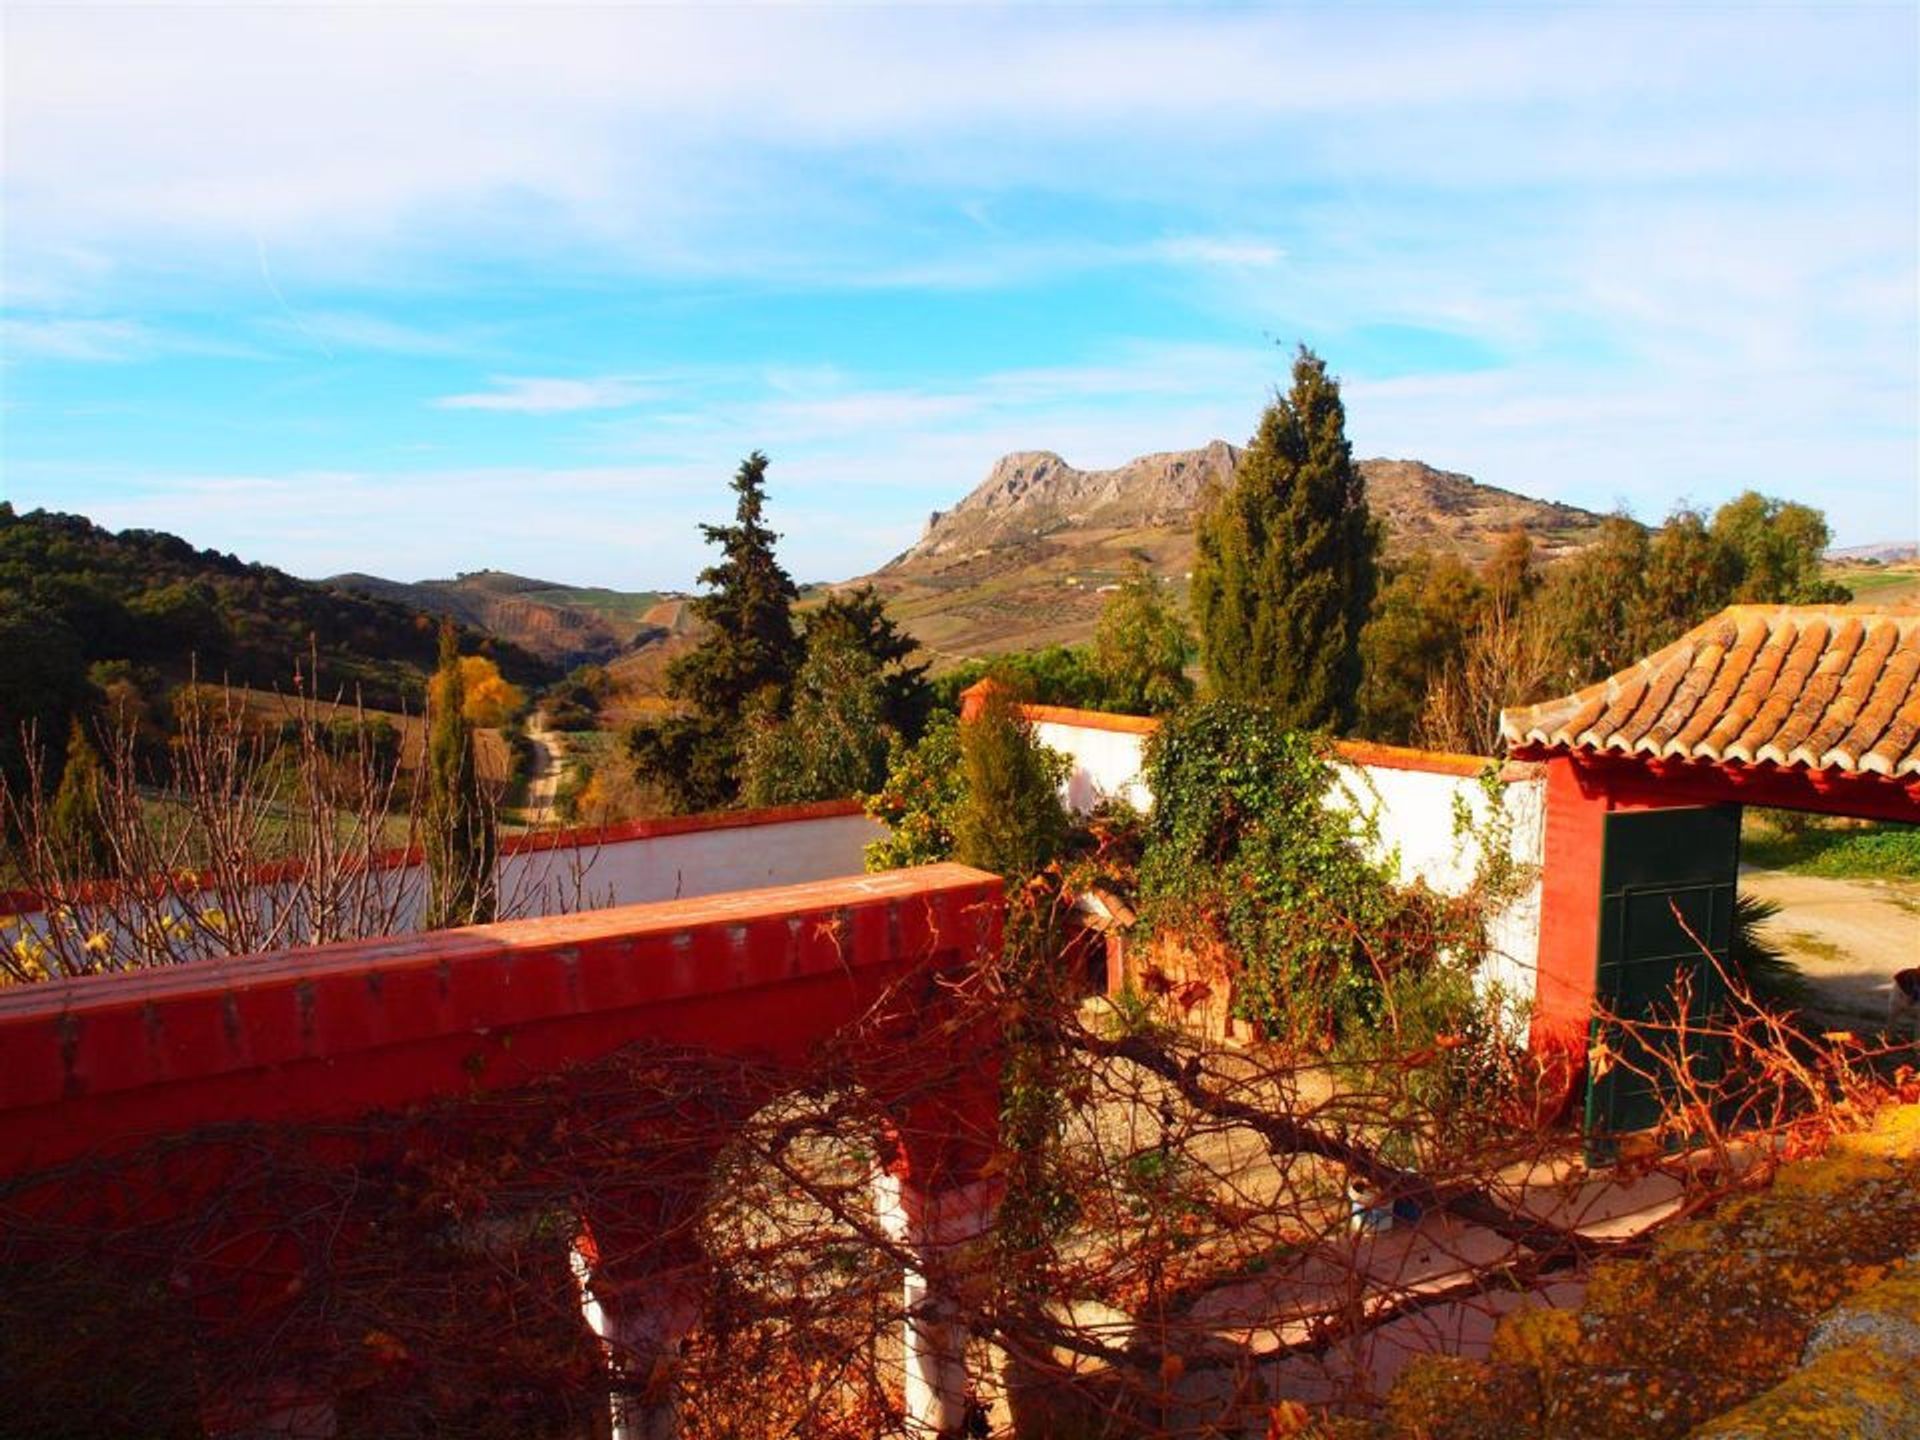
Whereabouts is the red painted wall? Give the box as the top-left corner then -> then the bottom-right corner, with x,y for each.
0,865 -> 1003,1184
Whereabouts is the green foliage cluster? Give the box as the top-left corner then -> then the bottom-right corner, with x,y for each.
930,572 -> 1191,721
540,664 -> 612,732
1360,536 -> 1531,744
1192,347 -> 1379,731
631,455 -> 932,813
1089,566 -> 1194,716
48,720 -> 112,873
862,695 -> 1070,882
1541,494 -> 1847,680
1357,491 -> 1852,748
862,715 -> 966,870
1137,701 -> 1480,1042
424,624 -> 497,928
930,645 -> 1108,714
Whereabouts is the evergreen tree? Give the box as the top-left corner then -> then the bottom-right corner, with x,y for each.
1091,565 -> 1193,716
629,452 -> 802,811
48,718 -> 112,876
424,622 -> 497,928
1192,347 -> 1378,730
952,681 -> 1068,880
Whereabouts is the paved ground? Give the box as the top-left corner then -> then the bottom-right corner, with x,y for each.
1741,867 -> 1920,1025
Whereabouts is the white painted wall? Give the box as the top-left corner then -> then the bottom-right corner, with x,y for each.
1031,720 -> 1150,814
1027,708 -> 1546,1032
9,810 -> 885,955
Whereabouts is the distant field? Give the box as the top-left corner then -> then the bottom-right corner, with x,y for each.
223,686 -> 512,783
514,585 -> 665,638
1828,560 -> 1920,606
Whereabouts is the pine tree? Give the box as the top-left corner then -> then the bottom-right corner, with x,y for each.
49,718 -> 112,876
425,622 -> 497,928
630,452 -> 803,811
1192,347 -> 1378,730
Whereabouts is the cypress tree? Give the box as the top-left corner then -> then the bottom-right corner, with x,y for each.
425,621 -> 497,928
630,452 -> 803,811
1192,347 -> 1379,731
952,681 -> 1067,880
49,718 -> 113,876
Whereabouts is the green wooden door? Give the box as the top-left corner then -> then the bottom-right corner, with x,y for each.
1585,806 -> 1741,1150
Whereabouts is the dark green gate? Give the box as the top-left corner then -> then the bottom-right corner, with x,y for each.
1585,805 -> 1742,1149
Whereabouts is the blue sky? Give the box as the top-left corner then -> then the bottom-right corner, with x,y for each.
3,4 -> 1915,589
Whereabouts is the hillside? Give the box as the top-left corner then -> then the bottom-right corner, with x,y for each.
867,444 -> 1612,662
0,506 -> 554,706
327,570 -> 669,668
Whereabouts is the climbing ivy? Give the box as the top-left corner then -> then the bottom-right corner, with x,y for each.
1137,701 -> 1487,1045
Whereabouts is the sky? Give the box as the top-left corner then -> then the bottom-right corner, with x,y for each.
2,3 -> 1916,590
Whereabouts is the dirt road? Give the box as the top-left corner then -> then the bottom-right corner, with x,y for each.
523,713 -> 569,826
1740,866 -> 1920,1024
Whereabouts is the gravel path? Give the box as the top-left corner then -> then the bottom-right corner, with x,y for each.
1740,866 -> 1920,1025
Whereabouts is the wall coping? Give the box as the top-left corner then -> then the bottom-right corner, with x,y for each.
1007,699 -> 1498,777
0,862 -> 987,1022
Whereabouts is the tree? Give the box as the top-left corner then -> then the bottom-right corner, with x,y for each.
630,453 -> 802,812
1710,491 -> 1849,604
1192,347 -> 1378,730
1538,513 -> 1654,685
454,656 -> 526,729
1358,551 -> 1486,744
951,681 -> 1068,879
48,719 -> 112,876
1090,567 -> 1193,716
861,714 -> 966,871
801,585 -> 932,741
739,628 -> 892,807
1640,507 -> 1739,645
424,622 -> 497,928
0,599 -> 91,803
930,645 -> 1108,714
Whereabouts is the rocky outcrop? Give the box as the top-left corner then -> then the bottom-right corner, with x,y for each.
888,443 -> 1608,573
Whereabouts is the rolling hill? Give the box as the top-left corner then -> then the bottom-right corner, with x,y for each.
326,570 -> 673,669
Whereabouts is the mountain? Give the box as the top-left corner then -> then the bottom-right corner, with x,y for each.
866,444 -> 1613,662
325,570 -> 670,669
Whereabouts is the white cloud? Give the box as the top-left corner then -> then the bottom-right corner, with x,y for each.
1153,237 -> 1285,270
436,376 -> 657,415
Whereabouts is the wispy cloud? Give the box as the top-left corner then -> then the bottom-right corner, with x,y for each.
1,315 -> 260,363
436,376 -> 657,415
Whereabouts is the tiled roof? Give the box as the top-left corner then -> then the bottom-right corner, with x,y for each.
1500,606 -> 1920,778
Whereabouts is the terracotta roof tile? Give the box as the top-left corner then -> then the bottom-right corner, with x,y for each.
1500,605 -> 1920,778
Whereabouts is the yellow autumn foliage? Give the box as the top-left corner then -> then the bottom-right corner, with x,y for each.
1380,1102 -> 1920,1440
431,656 -> 526,729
